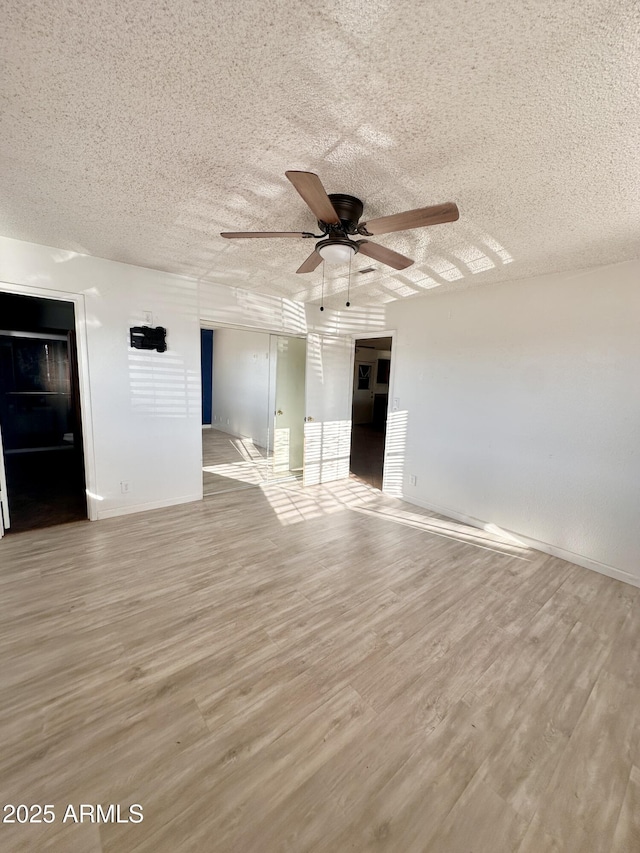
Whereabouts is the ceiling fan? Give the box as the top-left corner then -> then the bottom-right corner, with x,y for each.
221,171 -> 459,274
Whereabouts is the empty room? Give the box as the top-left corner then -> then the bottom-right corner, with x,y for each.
0,1 -> 639,851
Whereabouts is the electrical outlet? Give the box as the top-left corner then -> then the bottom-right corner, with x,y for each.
120,481 -> 130,494
393,398 -> 400,410
409,474 -> 417,486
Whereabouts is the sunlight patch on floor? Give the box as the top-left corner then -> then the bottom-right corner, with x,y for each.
349,505 -> 532,559
203,460 -> 268,487
263,477 -> 381,525
262,477 -> 531,559
202,433 -> 301,494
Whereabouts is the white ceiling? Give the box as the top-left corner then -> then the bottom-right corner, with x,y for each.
1,0 -> 639,307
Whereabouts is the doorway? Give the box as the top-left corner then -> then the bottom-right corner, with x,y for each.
349,336 -> 392,490
0,293 -> 87,533
199,326 -> 306,496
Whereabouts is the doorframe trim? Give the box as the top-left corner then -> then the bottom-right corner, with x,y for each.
200,319 -> 307,340
0,281 -> 99,521
348,329 -> 397,494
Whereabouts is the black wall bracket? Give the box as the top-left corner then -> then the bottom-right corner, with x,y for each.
130,326 -> 167,352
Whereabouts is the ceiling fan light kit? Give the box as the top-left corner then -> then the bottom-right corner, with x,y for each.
221,170 -> 459,308
316,238 -> 357,264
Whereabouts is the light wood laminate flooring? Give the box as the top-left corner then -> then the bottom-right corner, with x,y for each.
350,423 -> 385,490
202,428 -> 300,497
202,427 -> 270,496
0,478 -> 638,852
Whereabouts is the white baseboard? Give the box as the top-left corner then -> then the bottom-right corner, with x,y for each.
96,492 -> 203,520
396,492 -> 640,589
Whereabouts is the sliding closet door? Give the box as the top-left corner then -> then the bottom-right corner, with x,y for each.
303,334 -> 353,486
266,334 -> 306,482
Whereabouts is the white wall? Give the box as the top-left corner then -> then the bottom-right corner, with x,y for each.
199,281 -> 307,335
386,259 -> 640,585
211,328 -> 271,448
0,236 -> 203,519
198,278 -> 389,338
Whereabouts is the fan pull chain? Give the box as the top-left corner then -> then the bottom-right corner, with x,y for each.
320,262 -> 325,312
346,252 -> 352,308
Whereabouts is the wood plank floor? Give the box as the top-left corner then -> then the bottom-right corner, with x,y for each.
202,428 -> 300,497
0,478 -> 638,852
350,424 -> 385,490
202,427 -> 270,496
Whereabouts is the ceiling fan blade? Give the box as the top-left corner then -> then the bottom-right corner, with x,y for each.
357,241 -> 414,270
221,231 -> 314,239
296,250 -> 323,274
285,171 -> 340,225
360,202 -> 459,236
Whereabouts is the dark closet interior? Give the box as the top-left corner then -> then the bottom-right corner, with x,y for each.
0,292 -> 87,532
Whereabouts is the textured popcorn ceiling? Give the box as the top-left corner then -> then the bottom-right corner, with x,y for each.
1,0 -> 639,307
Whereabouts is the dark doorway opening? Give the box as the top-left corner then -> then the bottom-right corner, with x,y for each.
349,336 -> 392,490
0,292 -> 87,533
200,328 -> 213,426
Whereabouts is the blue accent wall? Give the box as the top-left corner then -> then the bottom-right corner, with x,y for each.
200,329 -> 213,425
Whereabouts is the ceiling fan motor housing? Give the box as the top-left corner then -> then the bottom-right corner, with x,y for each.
320,194 -> 364,235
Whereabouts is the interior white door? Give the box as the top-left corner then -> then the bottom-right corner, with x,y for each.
304,334 -> 353,486
0,422 -> 9,536
269,335 -> 306,478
